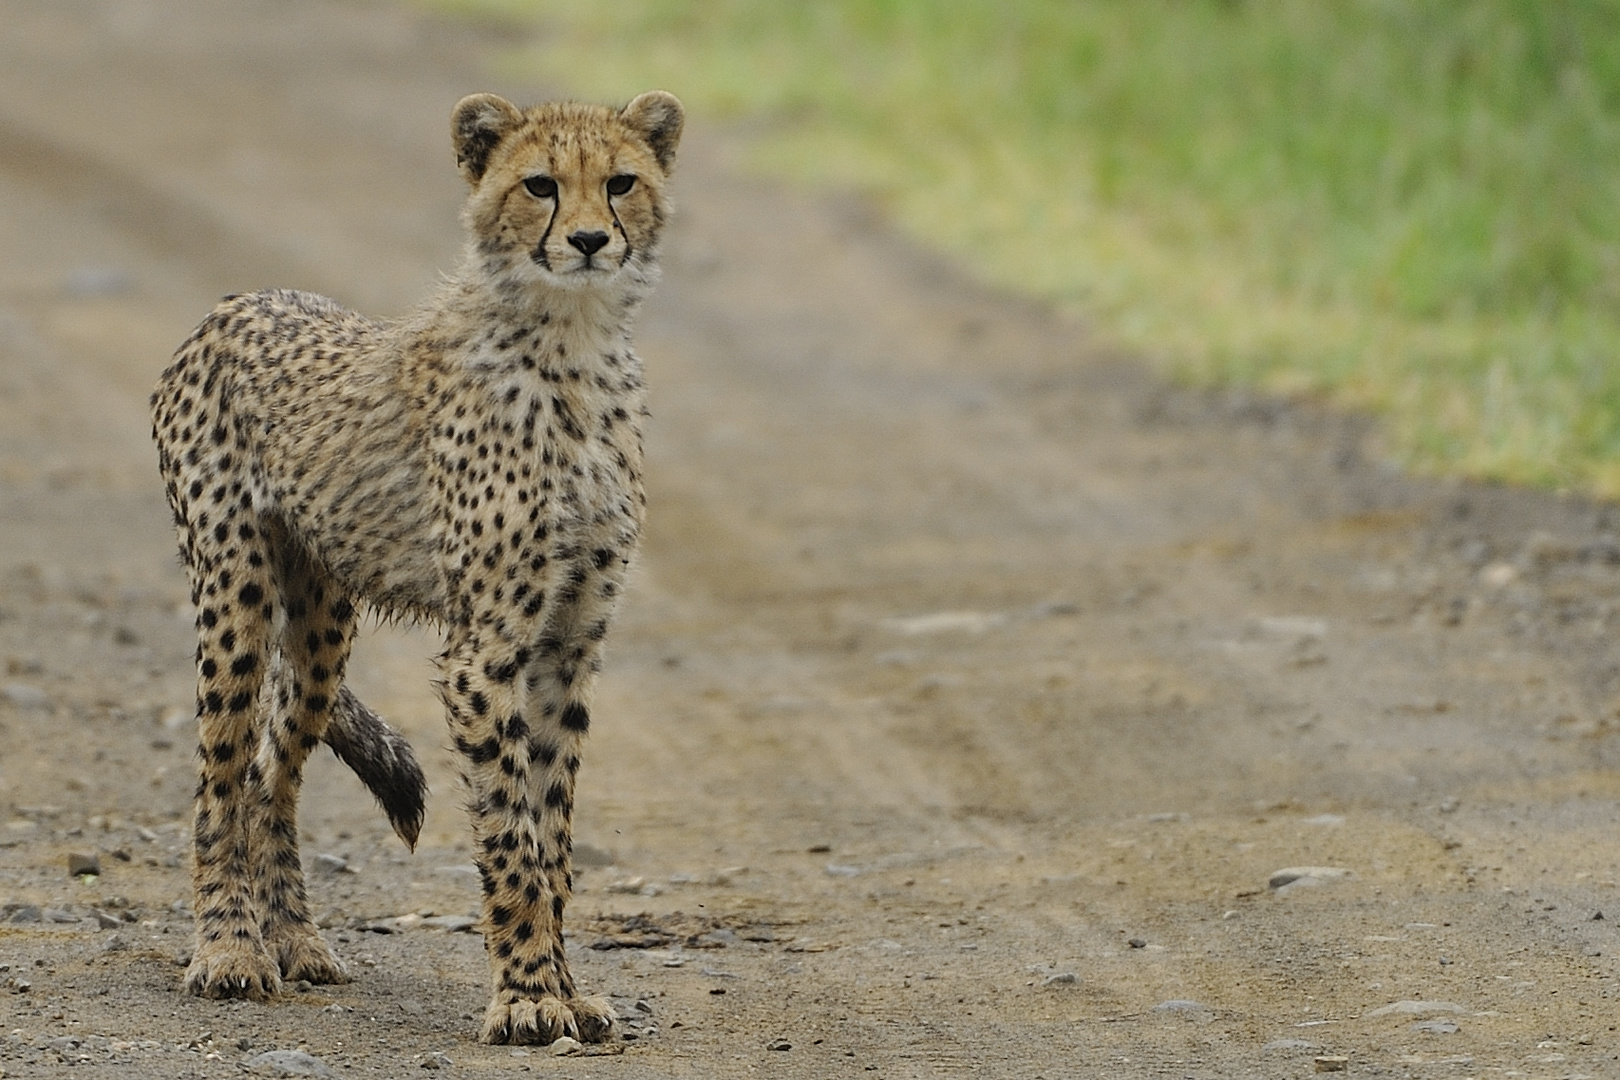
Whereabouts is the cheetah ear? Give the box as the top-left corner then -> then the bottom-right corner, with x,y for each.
620,91 -> 684,173
451,93 -> 524,185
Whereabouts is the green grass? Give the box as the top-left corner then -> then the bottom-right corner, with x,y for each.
430,0 -> 1620,494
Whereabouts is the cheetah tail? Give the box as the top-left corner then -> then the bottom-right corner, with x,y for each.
322,685 -> 427,850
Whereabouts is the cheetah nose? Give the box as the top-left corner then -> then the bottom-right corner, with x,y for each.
568,230 -> 609,257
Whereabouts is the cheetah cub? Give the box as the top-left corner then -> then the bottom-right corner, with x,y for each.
150,91 -> 683,1045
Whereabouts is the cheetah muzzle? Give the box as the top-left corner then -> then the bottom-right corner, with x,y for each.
150,90 -> 683,1046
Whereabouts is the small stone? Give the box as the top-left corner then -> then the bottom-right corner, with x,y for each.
244,1049 -> 335,1077
1151,999 -> 1209,1015
420,914 -> 477,932
91,909 -> 122,929
1314,1056 -> 1349,1072
420,1051 -> 453,1069
101,933 -> 128,952
1041,972 -> 1078,987
1,683 -> 50,710
1301,814 -> 1344,827
1413,1019 -> 1459,1034
766,1039 -> 791,1051
1127,938 -> 1146,949
67,852 -> 101,877
64,266 -> 135,297
1365,1000 -> 1465,1018
548,1037 -> 583,1056
7,905 -> 41,923
312,853 -> 350,875
1268,866 -> 1351,890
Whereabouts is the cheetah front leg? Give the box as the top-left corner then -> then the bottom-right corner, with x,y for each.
439,613 -> 613,1046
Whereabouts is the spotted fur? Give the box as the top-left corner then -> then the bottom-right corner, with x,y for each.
150,91 -> 683,1045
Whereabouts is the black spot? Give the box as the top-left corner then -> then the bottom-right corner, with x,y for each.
230,654 -> 257,676
560,702 -> 589,732
228,691 -> 253,712
239,582 -> 264,606
456,736 -> 500,764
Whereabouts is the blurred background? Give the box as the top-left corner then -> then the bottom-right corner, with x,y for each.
438,0 -> 1620,493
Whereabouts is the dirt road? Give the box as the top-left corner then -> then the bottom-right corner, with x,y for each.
3,2 -> 1620,1076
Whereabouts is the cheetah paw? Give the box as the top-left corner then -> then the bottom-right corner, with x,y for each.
183,940 -> 282,1001
269,928 -> 350,985
480,994 -> 615,1046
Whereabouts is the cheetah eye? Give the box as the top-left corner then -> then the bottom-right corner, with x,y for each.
605,174 -> 636,196
523,176 -> 558,199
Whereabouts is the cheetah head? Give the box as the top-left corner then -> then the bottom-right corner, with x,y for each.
452,91 -> 684,291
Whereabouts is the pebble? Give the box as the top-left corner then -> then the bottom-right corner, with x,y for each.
1314,1056 -> 1349,1073
766,1039 -> 791,1051
67,852 -> 101,877
1365,1000 -> 1464,1018
420,1050 -> 453,1069
63,266 -> 135,297
1268,866 -> 1351,890
419,914 -> 477,932
694,928 -> 738,948
1413,1019 -> 1460,1034
244,1049 -> 335,1078
1041,972 -> 1078,987
7,905 -> 41,923
1151,999 -> 1209,1014
1,683 -> 50,710
548,1037 -> 583,1056
312,853 -> 351,875
101,933 -> 128,952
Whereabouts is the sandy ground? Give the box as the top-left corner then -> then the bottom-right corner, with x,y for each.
3,2 -> 1620,1077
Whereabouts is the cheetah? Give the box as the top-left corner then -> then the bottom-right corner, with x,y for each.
149,90 -> 683,1045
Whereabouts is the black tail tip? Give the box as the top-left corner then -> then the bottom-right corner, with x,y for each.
324,686 -> 428,850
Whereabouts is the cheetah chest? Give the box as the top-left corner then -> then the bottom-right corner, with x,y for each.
431,359 -> 644,610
